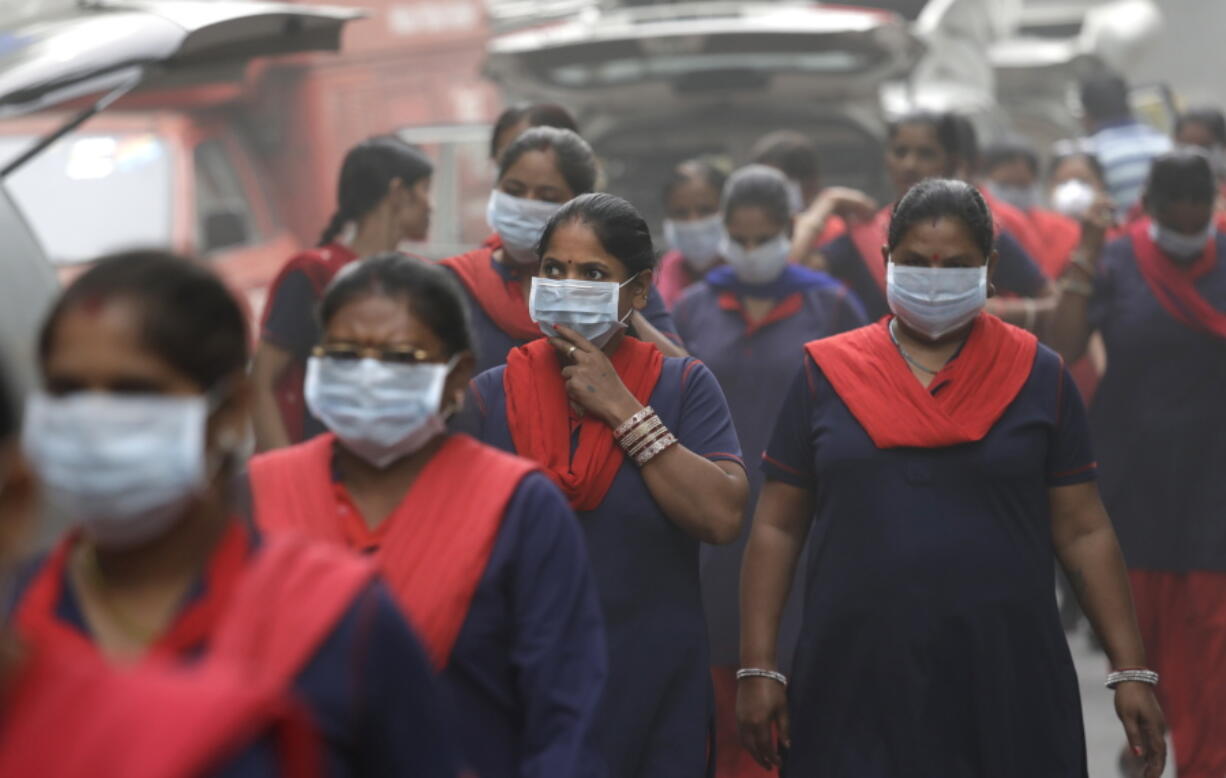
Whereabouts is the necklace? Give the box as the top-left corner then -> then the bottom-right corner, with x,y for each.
888,318 -> 944,376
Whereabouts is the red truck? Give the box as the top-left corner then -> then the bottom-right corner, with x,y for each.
0,0 -> 502,316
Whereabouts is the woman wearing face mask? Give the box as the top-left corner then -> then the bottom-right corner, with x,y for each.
740,179 -> 1166,778
817,112 -> 1049,327
248,253 -> 607,778
655,158 -> 727,308
0,363 -> 329,778
13,252 -> 459,778
441,127 -> 684,374
252,136 -> 433,452
1174,108 -> 1226,232
1049,150 -> 1226,778
462,193 -> 749,778
672,165 -> 866,778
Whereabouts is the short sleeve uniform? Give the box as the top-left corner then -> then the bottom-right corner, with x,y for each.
13,539 -> 458,778
467,357 -> 743,778
1087,233 -> 1226,571
762,344 -> 1092,777
673,280 -> 866,665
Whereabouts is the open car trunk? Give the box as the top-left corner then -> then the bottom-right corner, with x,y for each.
0,0 -> 358,396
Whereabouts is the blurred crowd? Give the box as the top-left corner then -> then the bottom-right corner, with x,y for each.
1,66 -> 1224,778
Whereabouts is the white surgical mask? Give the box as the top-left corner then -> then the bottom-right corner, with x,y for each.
1149,221 -> 1214,263
664,214 -> 723,272
886,261 -> 988,341
987,181 -> 1041,212
529,276 -> 636,348
719,233 -> 791,285
1050,179 -> 1096,219
487,190 -> 564,265
22,392 -> 210,549
305,355 -> 457,469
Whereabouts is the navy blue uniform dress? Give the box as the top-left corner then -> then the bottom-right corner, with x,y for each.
13,532 -> 458,778
445,254 -> 683,374
426,474 -> 608,778
463,356 -> 744,778
673,266 -> 866,667
1088,232 -> 1226,571
819,231 -> 1048,319
762,344 -> 1094,777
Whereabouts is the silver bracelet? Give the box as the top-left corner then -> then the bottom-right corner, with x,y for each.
619,416 -> 664,452
736,668 -> 788,687
614,406 -> 655,440
1105,669 -> 1159,689
634,432 -> 678,466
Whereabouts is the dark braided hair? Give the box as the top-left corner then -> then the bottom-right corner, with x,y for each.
662,158 -> 727,205
537,193 -> 657,277
1175,107 -> 1226,147
490,103 -> 580,160
888,179 -> 995,258
887,111 -> 962,175
498,127 -> 598,197
320,253 -> 473,358
319,136 -> 433,246
721,164 -> 791,227
39,251 -> 248,391
1144,150 -> 1216,207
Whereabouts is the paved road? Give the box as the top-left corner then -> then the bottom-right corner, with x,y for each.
1069,626 -> 1174,778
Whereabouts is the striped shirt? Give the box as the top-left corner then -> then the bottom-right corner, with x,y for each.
1088,119 -> 1172,210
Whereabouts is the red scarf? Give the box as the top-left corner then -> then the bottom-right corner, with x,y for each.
1130,219 -> 1226,339
806,314 -> 1038,448
440,235 -> 542,341
15,523 -> 374,684
0,636 -> 323,778
848,206 -> 893,293
250,433 -> 536,668
504,337 -> 665,511
979,187 -> 1047,267
261,243 -> 359,442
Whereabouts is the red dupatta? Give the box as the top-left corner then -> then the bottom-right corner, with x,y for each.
0,637 -> 323,778
848,206 -> 892,294
1130,219 -> 1226,339
806,314 -> 1039,449
440,235 -> 542,341
261,243 -> 358,443
250,433 -> 536,668
504,337 -> 664,511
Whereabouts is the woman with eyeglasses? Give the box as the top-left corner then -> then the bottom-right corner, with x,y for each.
462,193 -> 749,777
13,251 -> 458,778
739,179 -> 1164,778
440,126 -> 684,374
249,252 -> 607,778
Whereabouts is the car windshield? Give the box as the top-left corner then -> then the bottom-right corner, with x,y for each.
0,132 -> 173,265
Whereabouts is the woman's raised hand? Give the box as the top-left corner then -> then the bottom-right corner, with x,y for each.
550,325 -> 643,428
